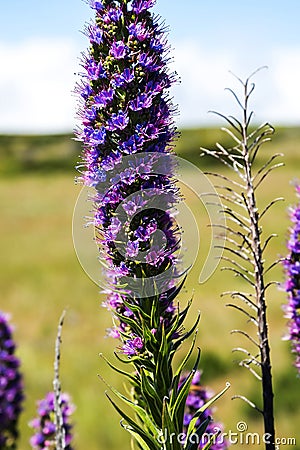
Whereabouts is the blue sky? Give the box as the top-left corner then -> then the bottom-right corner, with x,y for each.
1,0 -> 300,133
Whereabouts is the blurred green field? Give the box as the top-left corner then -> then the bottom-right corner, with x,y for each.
0,127 -> 299,449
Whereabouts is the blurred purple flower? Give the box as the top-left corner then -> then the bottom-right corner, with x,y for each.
122,336 -> 144,356
283,184 -> 300,374
29,392 -> 75,449
0,312 -> 24,448
179,371 -> 229,449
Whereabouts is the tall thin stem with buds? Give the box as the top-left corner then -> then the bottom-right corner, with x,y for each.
240,80 -> 275,447
202,70 -> 280,450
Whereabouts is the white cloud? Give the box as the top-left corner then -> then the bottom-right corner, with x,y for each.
171,39 -> 300,127
0,38 -> 299,134
0,38 -> 79,134
267,48 -> 300,124
170,41 -> 238,126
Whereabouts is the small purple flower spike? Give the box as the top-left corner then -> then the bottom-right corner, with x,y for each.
283,184 -> 300,374
179,371 -> 229,449
0,311 -> 24,448
29,391 -> 75,449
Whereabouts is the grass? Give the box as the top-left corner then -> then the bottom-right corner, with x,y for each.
0,127 -> 299,449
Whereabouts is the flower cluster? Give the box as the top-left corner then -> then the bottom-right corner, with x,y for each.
0,311 -> 24,448
75,0 -> 181,352
180,371 -> 228,449
75,2 -> 229,448
29,391 -> 75,449
283,184 -> 300,374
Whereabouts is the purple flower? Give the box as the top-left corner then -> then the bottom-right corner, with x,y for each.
146,245 -> 167,266
83,106 -> 97,125
90,127 -> 107,145
113,68 -> 135,87
284,184 -> 300,374
94,88 -> 114,108
80,83 -> 93,100
88,24 -> 103,44
86,59 -> 106,80
29,392 -> 75,449
122,194 -> 147,216
179,371 -> 229,449
106,216 -> 122,240
108,8 -> 122,22
127,240 -> 140,258
139,52 -> 161,71
134,219 -> 157,241
132,0 -> 156,14
106,327 -> 121,339
128,22 -> 150,41
89,0 -> 104,11
129,93 -> 153,111
0,311 -> 24,448
107,110 -> 129,131
75,0 -> 180,352
110,41 -> 128,59
122,336 -> 144,356
121,133 -> 144,154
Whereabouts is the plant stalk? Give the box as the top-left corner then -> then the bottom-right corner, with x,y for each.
241,82 -> 275,450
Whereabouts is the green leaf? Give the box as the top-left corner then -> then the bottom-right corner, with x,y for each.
171,348 -> 201,430
122,298 -> 151,321
106,393 -> 159,449
155,324 -> 168,387
170,331 -> 198,405
201,429 -> 221,450
184,417 -> 211,450
99,373 -> 160,437
113,310 -> 143,334
140,367 -> 163,426
185,382 -> 230,441
162,397 -> 181,450
173,312 -> 200,351
121,423 -> 156,450
140,367 -> 161,402
99,353 -> 137,384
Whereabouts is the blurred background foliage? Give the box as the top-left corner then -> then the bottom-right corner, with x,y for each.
0,126 -> 299,449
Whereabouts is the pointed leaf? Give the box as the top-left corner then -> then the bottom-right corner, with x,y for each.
185,382 -> 230,440
184,417 -> 211,450
106,394 -> 159,449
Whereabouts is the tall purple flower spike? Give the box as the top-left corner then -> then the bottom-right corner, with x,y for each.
29,392 -> 75,449
283,184 -> 300,374
75,0 -> 182,353
179,371 -> 229,449
0,312 -> 24,449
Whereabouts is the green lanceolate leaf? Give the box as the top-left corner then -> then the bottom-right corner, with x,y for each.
99,353 -> 137,384
170,333 -> 198,405
121,423 -> 156,450
99,373 -> 159,433
185,382 -> 230,441
155,325 -> 171,394
140,367 -> 163,426
122,298 -> 151,321
201,429 -> 221,450
113,310 -> 143,335
171,348 -> 201,431
162,397 -> 182,450
184,417 -> 211,450
106,394 -> 160,449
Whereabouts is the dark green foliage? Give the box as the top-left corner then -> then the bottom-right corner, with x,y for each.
101,285 -> 229,449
